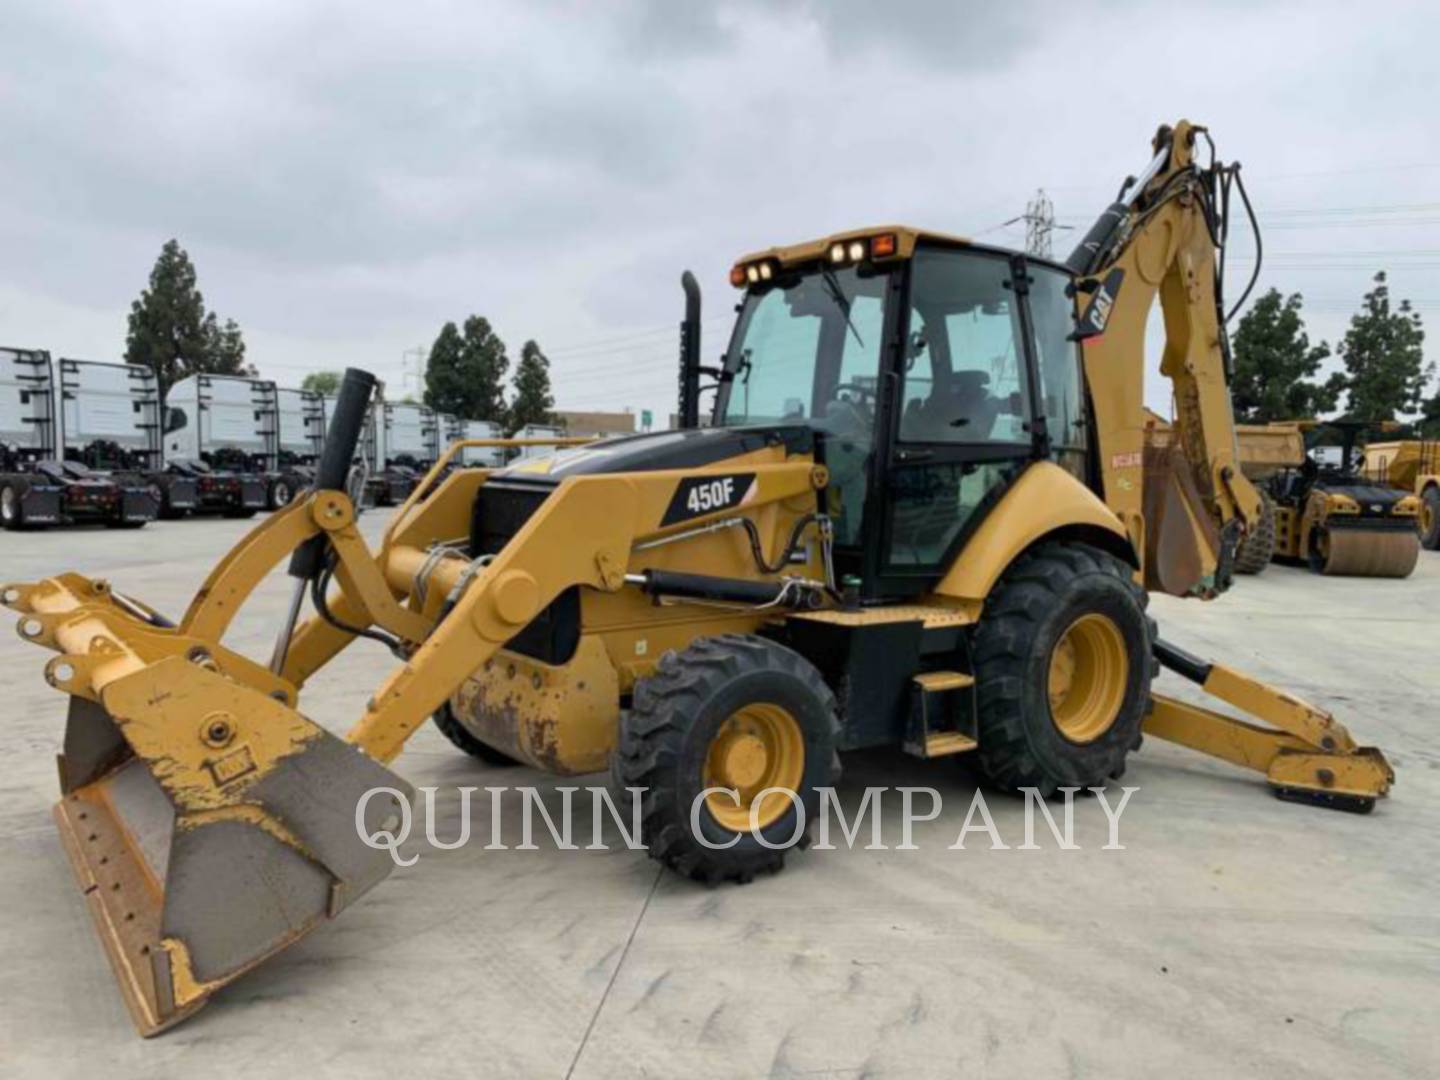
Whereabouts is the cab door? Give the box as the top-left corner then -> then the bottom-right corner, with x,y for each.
871,247 -> 1042,595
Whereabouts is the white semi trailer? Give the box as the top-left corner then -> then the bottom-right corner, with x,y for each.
453,417 -> 505,467
56,358 -> 200,518
512,422 -> 567,462
365,399 -> 440,505
162,373 -> 275,516
273,386 -> 327,506
0,349 -> 159,529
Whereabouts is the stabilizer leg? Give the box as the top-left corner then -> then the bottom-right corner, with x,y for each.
1147,638 -> 1394,811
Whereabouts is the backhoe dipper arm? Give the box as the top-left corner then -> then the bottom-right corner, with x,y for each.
1066,120 -> 1262,597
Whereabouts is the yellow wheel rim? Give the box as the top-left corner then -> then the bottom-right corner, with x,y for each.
1047,613 -> 1129,744
1422,501 -> 1434,538
703,703 -> 804,831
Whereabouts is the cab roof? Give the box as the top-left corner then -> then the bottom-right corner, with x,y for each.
733,224 -> 971,269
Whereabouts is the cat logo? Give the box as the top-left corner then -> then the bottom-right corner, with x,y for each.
1079,268 -> 1126,339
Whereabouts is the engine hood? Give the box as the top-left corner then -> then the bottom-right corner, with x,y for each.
1321,481 -> 1411,512
495,425 -> 814,485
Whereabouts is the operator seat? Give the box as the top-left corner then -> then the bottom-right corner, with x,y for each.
905,370 -> 999,441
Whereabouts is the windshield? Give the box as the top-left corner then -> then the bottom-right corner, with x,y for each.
718,265 -> 889,433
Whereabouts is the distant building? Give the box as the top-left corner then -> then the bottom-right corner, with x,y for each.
555,409 -> 636,437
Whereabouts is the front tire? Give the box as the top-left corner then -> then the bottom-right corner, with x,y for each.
972,542 -> 1151,796
611,634 -> 840,885
269,478 -> 294,510
1421,487 -> 1440,551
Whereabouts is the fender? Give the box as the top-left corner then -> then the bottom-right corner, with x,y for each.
934,461 -> 1136,604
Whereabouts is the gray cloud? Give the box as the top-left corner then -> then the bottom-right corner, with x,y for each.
1,0 -> 1435,417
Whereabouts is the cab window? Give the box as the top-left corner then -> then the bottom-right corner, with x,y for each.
899,250 -> 1030,446
1029,266 -> 1088,474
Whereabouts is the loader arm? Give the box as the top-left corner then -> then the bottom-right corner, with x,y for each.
1066,119 -> 1262,597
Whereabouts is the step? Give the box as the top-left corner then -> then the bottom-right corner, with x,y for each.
922,731 -> 978,757
912,670 -> 975,692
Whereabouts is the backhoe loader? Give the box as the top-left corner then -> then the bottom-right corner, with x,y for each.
3,120 -> 1394,1036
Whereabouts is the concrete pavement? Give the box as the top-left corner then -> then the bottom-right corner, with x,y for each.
1,515 -> 1435,1078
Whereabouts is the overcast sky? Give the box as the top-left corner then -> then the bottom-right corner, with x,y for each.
2,0 -> 1436,423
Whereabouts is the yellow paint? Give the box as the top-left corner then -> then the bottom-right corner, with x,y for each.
934,462 -> 1132,603
1047,613 -> 1128,744
703,703 -> 804,831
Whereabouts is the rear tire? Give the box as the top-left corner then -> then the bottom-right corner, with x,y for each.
1234,491 -> 1277,574
972,542 -> 1151,796
1422,487 -> 1440,551
0,484 -> 23,531
611,634 -> 840,885
431,701 -> 523,766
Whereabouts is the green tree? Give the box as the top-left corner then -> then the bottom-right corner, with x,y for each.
125,240 -> 211,398
125,239 -> 249,397
1230,289 -> 1336,421
460,315 -> 509,420
300,370 -> 342,395
423,315 -> 509,419
508,340 -> 555,431
1329,272 -> 1430,420
423,321 -> 467,414
1419,389 -> 1440,439
203,314 -> 251,376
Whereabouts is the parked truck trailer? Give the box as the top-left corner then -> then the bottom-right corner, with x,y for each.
0,348 -> 157,529
56,358 -> 200,519
365,399 -> 440,505
273,386 -> 327,507
162,374 -> 274,517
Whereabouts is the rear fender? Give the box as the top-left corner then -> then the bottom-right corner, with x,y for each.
933,461 -> 1135,605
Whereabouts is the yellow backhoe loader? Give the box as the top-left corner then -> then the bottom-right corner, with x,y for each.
3,120 -> 1395,1036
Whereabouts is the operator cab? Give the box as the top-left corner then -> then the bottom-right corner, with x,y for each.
713,229 -> 1088,597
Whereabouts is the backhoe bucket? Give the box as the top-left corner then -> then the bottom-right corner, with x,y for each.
1142,441 -> 1224,596
13,591 -> 412,1035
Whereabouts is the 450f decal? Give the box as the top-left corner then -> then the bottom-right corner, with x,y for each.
661,473 -> 757,526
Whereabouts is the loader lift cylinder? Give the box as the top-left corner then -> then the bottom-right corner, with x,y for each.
272,368 -> 376,672
288,367 -> 376,581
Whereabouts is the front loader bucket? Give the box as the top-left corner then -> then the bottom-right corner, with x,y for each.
41,650 -> 411,1035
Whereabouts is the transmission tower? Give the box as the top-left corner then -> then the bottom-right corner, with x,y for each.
401,346 -> 427,398
1022,189 -> 1057,258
